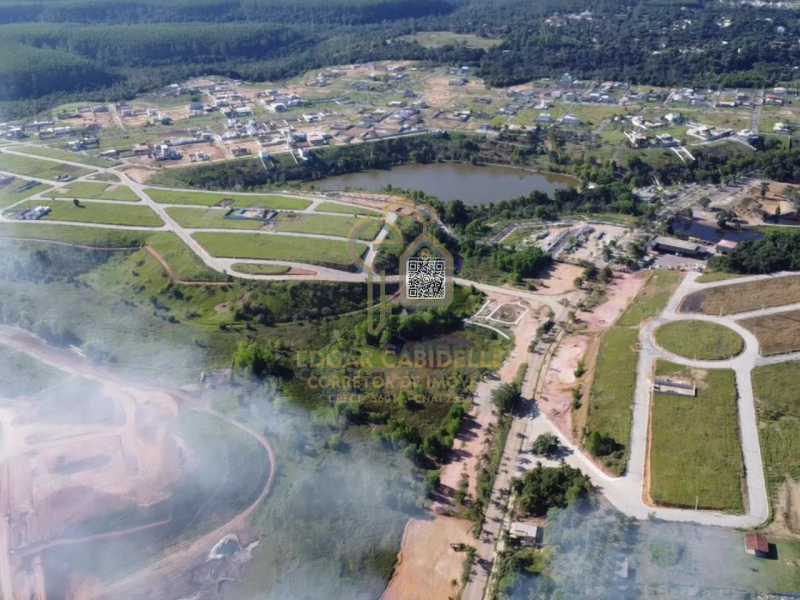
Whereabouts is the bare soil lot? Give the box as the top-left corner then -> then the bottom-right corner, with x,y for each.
740,309 -> 800,356
681,275 -> 800,315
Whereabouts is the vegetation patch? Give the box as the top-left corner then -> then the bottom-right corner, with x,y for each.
654,320 -> 744,360
193,231 -> 366,270
649,361 -> 744,512
752,362 -> 800,504
45,181 -> 139,202
681,275 -> 800,315
740,309 -> 800,356
0,150 -> 93,180
146,188 -> 310,210
8,199 -> 163,228
585,271 -> 682,475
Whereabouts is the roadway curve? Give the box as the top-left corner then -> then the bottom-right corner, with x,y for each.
519,271 -> 800,530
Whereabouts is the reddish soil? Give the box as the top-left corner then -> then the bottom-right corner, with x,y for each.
382,516 -> 473,600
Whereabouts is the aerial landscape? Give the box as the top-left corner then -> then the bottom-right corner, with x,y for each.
1,0 -> 800,599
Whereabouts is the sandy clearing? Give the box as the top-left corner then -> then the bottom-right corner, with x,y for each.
383,516 -> 473,600
581,271 -> 647,331
534,262 -> 582,296
538,334 -> 589,440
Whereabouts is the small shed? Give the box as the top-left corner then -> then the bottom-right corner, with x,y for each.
744,533 -> 769,558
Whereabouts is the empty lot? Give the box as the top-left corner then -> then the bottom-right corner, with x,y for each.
0,151 -> 93,180
740,309 -> 800,356
681,275 -> 800,315
274,214 -> 383,240
146,188 -> 310,210
193,231 -> 366,270
649,361 -> 744,512
9,199 -> 163,228
45,182 -> 139,202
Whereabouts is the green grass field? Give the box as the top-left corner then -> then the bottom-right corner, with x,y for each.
316,202 -> 381,216
45,181 -> 139,202
274,214 -> 383,240
230,263 -> 291,275
585,270 -> 683,475
0,150 -> 93,180
16,145 -> 117,168
193,232 -> 366,270
0,177 -> 45,208
165,207 -> 265,230
9,199 -> 163,228
654,320 -> 744,360
650,361 -> 744,512
752,361 -> 800,506
146,188 -> 310,210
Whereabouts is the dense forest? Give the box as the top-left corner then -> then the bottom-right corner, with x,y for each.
4,0 -> 800,117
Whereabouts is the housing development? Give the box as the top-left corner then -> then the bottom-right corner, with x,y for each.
1,1 -> 800,599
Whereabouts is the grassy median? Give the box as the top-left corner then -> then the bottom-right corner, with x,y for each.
649,361 -> 744,512
654,320 -> 744,360
740,309 -> 800,356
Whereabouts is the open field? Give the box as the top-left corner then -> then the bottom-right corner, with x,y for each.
585,270 -> 683,475
654,320 -> 744,360
681,275 -> 800,315
0,177 -> 45,208
274,214 -> 382,240
0,223 -> 222,281
0,222 -> 150,246
165,207 -> 265,230
230,263 -> 290,275
0,150 -> 93,180
649,361 -> 744,512
146,188 -> 310,210
315,201 -> 381,216
193,231 -> 366,269
752,362 -> 800,505
397,31 -> 502,49
45,181 -> 139,202
740,309 -> 800,356
16,145 -> 117,168
9,199 -> 163,227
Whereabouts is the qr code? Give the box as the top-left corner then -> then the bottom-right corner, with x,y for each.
406,256 -> 446,299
